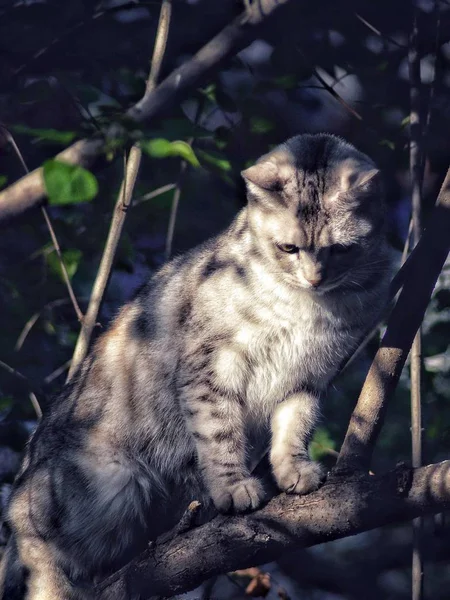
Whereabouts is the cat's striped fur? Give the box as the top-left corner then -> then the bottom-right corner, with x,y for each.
1,134 -> 392,599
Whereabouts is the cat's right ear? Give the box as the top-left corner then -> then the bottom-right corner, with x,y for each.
241,162 -> 281,192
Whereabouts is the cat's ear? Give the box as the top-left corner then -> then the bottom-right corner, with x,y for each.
340,162 -> 380,192
241,162 -> 281,192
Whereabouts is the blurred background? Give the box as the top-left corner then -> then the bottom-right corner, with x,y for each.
0,0 -> 450,598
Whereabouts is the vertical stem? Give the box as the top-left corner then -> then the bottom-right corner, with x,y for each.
67,147 -> 142,380
409,4 -> 423,599
67,0 -> 173,381
165,161 -> 187,261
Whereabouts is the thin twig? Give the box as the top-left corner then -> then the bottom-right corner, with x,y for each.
67,0 -> 173,381
134,183 -> 177,205
29,392 -> 43,419
294,55 -> 363,121
5,128 -> 84,322
44,359 -> 72,384
165,95 -> 206,261
15,297 -> 88,352
355,13 -> 407,49
165,163 -> 187,261
145,0 -> 172,96
66,146 -> 142,381
409,6 -> 424,599
40,208 -> 84,322
0,359 -> 42,419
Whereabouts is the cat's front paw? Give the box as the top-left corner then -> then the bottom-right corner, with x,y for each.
272,456 -> 325,495
211,476 -> 265,514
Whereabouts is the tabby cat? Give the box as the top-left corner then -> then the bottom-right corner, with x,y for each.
1,134 -> 392,599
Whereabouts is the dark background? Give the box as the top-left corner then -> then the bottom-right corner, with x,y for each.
0,0 -> 449,598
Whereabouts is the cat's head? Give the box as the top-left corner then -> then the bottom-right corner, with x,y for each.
242,133 -> 387,293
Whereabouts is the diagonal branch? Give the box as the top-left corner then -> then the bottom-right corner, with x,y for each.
95,460 -> 450,599
66,146 -> 142,380
336,165 -> 450,472
67,0 -> 173,381
0,0 -> 292,224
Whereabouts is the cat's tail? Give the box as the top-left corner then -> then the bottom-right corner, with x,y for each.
0,535 -> 27,600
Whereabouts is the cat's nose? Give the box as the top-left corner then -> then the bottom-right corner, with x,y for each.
305,276 -> 322,287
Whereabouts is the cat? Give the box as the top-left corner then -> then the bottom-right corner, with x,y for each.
0,133 -> 392,599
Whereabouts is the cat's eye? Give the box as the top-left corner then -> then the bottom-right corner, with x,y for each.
277,243 -> 299,254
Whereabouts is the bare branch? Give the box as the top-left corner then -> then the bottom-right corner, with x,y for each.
337,166 -> 450,472
165,162 -> 186,261
67,146 -> 142,381
67,0 -> 173,380
40,208 -> 85,323
355,13 -> 407,49
0,360 -> 42,419
95,460 -> 450,599
409,6 -> 424,597
145,0 -> 172,95
0,0 -> 292,223
134,183 -> 176,205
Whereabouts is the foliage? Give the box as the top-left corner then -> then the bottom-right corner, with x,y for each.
0,0 -> 449,598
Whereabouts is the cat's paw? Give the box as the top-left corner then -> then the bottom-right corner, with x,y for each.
211,477 -> 265,514
272,456 -> 325,495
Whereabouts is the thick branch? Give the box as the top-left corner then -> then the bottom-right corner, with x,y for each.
337,166 -> 450,471
0,0 -> 291,223
95,461 -> 450,599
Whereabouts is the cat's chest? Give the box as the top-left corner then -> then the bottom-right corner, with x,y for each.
238,308 -> 353,410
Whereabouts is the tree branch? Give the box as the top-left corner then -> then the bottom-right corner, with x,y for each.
337,165 -> 450,471
67,0 -> 172,380
95,461 -> 450,599
0,0 -> 292,224
408,5 -> 425,597
67,146 -> 141,381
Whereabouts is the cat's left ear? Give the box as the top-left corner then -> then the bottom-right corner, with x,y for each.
241,161 -> 281,192
340,161 -> 380,193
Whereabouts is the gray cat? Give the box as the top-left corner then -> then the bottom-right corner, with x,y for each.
1,134 -> 392,599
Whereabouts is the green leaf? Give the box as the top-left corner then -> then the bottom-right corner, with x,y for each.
12,125 -> 76,145
46,248 -> 82,282
43,160 -> 98,205
141,138 -> 172,158
249,116 -> 275,134
379,139 -> 395,151
0,175 -> 7,189
200,83 -> 217,103
169,141 -> 200,167
400,115 -> 410,128
196,149 -> 231,172
140,139 -> 200,168
309,427 -> 336,461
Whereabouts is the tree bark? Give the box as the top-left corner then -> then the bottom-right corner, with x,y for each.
95,460 -> 450,599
